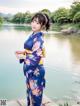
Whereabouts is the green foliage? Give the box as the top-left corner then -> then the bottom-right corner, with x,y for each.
52,8 -> 69,24
12,12 -> 32,24
69,1 -> 80,20
57,17 -> 68,24
73,11 -> 80,23
51,23 -> 62,31
11,9 -> 51,24
0,16 -> 3,24
12,12 -> 24,23
40,9 -> 51,16
24,12 -> 32,23
50,12 -> 55,23
3,1 -> 80,26
51,1 -> 80,24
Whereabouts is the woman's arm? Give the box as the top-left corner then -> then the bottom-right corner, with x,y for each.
15,49 -> 32,63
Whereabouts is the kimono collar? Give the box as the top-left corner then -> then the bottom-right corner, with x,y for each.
31,32 -> 43,38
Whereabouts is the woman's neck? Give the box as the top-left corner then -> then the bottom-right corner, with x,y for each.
33,31 -> 42,35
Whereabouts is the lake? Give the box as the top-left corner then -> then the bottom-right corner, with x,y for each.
0,24 -> 80,102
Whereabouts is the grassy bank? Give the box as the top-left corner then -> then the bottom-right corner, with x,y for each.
51,23 -> 80,32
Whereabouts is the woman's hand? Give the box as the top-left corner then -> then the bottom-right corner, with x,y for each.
15,51 -> 26,59
15,50 -> 25,54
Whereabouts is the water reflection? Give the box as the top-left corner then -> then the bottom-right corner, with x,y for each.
69,37 -> 80,62
0,23 -> 31,31
55,34 -> 80,63
44,33 -> 80,100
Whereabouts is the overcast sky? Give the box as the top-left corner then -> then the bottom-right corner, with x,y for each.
0,0 -> 75,14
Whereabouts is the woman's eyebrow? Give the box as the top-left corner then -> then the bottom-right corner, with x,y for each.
33,18 -> 39,22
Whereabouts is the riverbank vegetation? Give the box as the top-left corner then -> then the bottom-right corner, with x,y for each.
0,1 -> 80,32
0,16 -> 3,25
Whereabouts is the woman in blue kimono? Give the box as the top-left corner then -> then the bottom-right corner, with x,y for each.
15,13 -> 50,106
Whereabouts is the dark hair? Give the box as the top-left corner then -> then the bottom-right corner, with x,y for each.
31,12 -> 50,31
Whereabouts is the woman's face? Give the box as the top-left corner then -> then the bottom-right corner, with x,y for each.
31,18 -> 42,33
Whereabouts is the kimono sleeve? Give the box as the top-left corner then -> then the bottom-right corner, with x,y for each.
24,37 -> 43,66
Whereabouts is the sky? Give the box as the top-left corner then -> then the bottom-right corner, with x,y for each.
0,0 -> 75,14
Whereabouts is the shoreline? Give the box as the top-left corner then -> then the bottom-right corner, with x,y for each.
7,95 -> 58,106
7,95 -> 80,106
1,23 -> 80,35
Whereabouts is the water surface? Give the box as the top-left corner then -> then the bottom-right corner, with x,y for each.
0,24 -> 80,101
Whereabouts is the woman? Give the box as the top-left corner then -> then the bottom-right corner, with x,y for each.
15,12 -> 50,106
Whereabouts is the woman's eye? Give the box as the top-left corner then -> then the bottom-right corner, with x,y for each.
32,20 -> 35,23
32,20 -> 39,24
37,22 -> 39,24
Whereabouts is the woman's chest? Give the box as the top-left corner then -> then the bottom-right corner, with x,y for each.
24,36 -> 34,50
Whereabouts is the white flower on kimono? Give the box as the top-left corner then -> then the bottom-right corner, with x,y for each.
36,48 -> 42,56
28,69 -> 33,74
34,68 -> 40,76
25,59 -> 30,65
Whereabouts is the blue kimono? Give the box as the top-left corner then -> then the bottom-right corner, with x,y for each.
20,32 -> 45,106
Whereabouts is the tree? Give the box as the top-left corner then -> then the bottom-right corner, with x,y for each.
12,12 -> 25,24
53,8 -> 69,24
24,12 -> 32,23
50,12 -> 55,23
69,1 -> 80,20
40,9 -> 51,16
73,11 -> 80,23
12,11 -> 32,24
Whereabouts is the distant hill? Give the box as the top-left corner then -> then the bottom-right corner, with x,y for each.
0,12 -> 13,18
